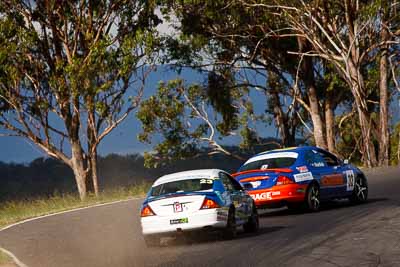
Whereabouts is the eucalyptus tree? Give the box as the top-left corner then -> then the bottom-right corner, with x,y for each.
252,0 -> 400,166
159,1 -> 302,146
377,0 -> 399,166
158,0 -> 338,150
137,72 -> 264,167
0,0 -> 161,199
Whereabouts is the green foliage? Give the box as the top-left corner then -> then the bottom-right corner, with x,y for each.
0,1 -> 162,197
207,70 -> 240,135
335,113 -> 362,164
164,0 -> 298,70
0,0 -> 161,138
161,0 -> 400,168
239,126 -> 258,150
137,79 -> 200,167
317,64 -> 349,101
158,0 -> 321,153
137,77 -> 258,167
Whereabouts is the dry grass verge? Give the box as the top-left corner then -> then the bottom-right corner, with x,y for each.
0,250 -> 15,267
0,182 -> 150,229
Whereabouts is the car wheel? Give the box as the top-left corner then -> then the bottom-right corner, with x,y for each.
223,208 -> 237,239
349,175 -> 368,204
243,203 -> 259,233
144,235 -> 160,247
305,183 -> 320,212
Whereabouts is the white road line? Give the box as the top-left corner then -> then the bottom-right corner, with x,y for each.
0,247 -> 28,267
0,196 -> 144,267
0,197 -> 143,232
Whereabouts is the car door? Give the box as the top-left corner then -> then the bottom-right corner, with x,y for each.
304,149 -> 334,199
229,173 -> 253,218
219,172 -> 249,224
317,150 -> 347,197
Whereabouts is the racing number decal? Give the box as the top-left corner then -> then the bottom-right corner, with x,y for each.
260,164 -> 269,170
345,170 -> 355,191
200,179 -> 213,184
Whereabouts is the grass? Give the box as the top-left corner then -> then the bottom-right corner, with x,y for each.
0,250 -> 12,266
0,182 -> 151,230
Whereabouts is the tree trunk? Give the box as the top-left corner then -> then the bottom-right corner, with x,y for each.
378,22 -> 390,166
71,141 -> 87,200
267,77 -> 296,147
90,150 -> 99,196
298,37 -> 327,149
308,84 -> 327,149
398,131 -> 400,164
325,96 -> 336,154
270,91 -> 289,146
347,61 -> 378,167
353,92 -> 378,167
86,94 -> 100,197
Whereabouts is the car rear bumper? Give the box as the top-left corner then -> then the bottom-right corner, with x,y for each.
141,208 -> 228,236
247,184 -> 308,208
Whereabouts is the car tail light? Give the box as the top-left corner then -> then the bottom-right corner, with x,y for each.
201,198 -> 220,209
141,205 -> 155,217
276,175 -> 294,185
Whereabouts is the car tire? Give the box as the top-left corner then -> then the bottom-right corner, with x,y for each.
144,235 -> 160,247
349,175 -> 368,204
223,208 -> 237,239
305,183 -> 320,212
243,203 -> 259,233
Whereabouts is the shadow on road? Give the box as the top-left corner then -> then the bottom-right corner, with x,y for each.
156,198 -> 390,248
259,197 -> 389,218
157,226 -> 286,248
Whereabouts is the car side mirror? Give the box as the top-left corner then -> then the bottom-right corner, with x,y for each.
343,159 -> 349,165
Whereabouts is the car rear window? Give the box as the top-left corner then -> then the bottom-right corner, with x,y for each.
150,178 -> 214,197
239,152 -> 298,172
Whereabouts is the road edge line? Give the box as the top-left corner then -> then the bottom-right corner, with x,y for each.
0,197 -> 144,267
0,247 -> 28,267
0,197 -> 142,232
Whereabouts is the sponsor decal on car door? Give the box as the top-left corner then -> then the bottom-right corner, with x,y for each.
320,174 -> 345,186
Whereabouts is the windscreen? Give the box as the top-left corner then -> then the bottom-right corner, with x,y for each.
239,152 -> 298,172
150,178 -> 214,197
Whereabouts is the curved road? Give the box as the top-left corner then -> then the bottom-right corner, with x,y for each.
1,167 -> 400,267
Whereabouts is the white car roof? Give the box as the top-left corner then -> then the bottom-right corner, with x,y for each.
152,169 -> 223,187
244,151 -> 298,165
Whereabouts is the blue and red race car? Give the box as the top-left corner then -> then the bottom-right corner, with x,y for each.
232,146 -> 368,211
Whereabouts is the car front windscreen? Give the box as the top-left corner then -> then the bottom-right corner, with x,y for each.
150,178 -> 214,197
239,153 -> 298,172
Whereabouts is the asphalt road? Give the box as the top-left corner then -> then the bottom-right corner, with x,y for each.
1,167 -> 400,267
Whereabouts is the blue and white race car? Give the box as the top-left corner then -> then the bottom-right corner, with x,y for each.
140,169 -> 259,246
232,146 -> 368,211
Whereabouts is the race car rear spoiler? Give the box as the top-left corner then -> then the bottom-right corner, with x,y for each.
231,168 -> 293,178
